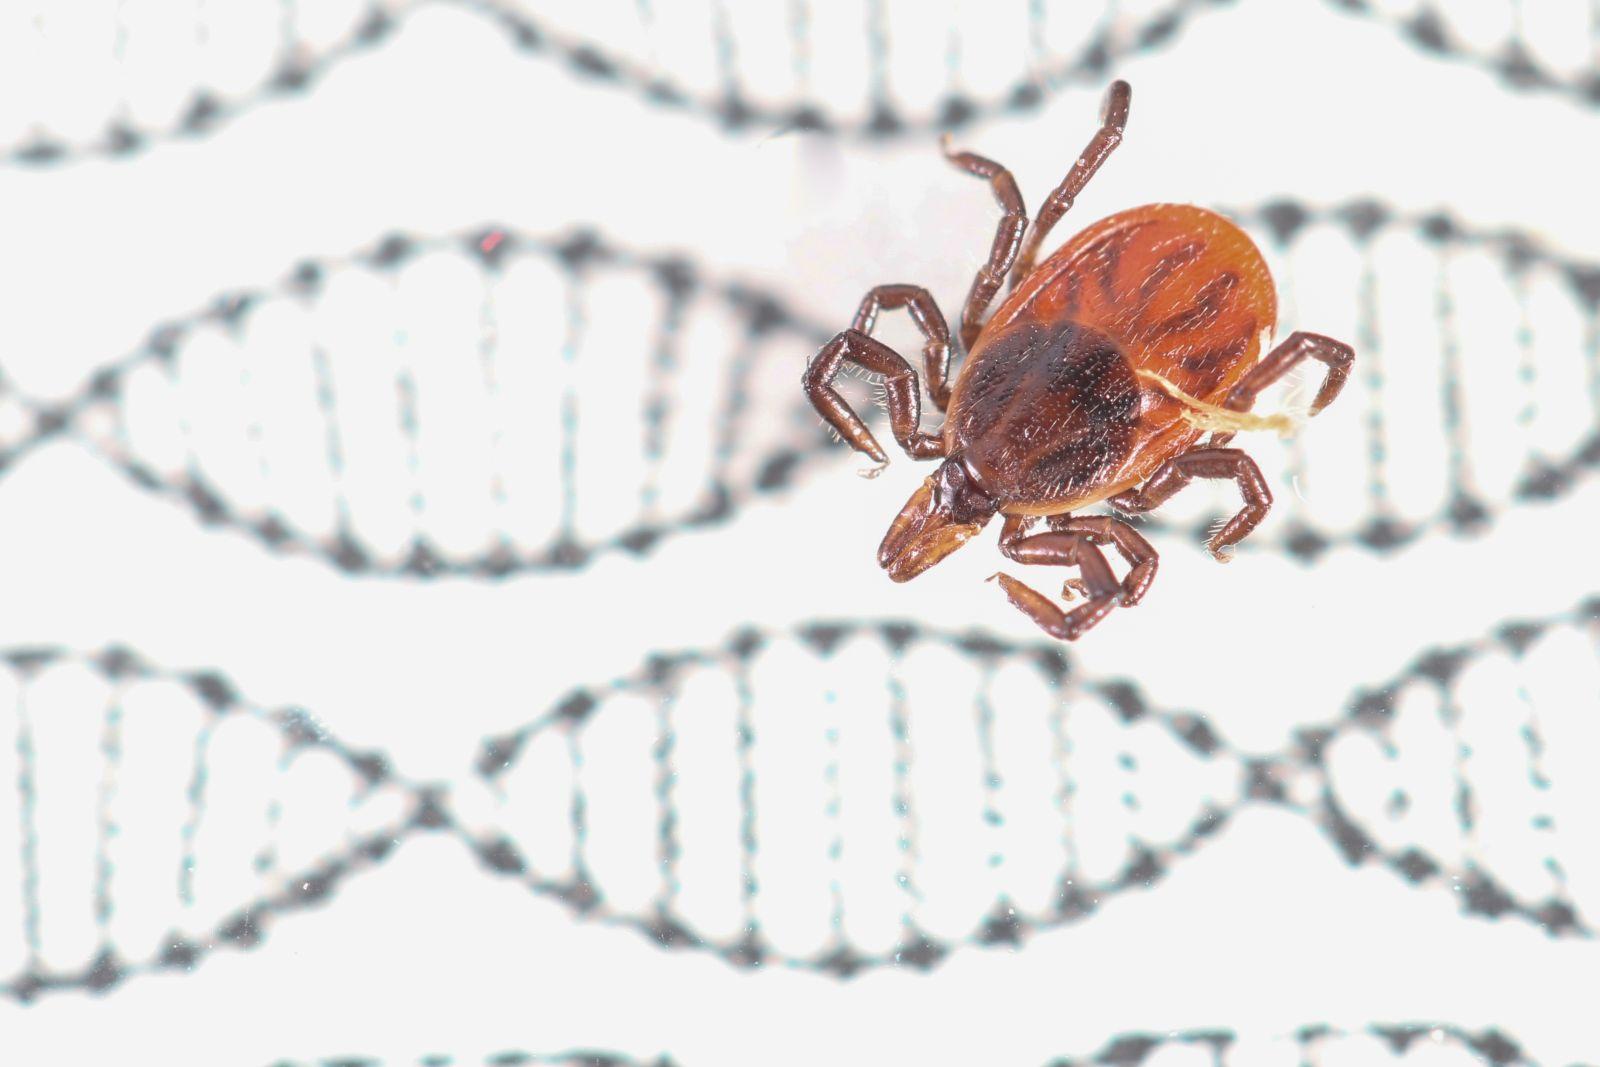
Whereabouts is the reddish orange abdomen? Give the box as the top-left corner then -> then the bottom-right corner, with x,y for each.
997,203 -> 1277,400
947,204 -> 1278,515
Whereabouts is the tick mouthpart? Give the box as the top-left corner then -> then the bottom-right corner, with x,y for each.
884,522 -> 982,582
878,478 -> 935,570
877,456 -> 996,578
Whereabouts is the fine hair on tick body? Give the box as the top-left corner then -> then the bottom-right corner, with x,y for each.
802,80 -> 1354,641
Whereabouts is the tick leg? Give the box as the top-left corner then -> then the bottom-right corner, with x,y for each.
1226,330 -> 1354,416
804,328 -> 944,467
1046,514 -> 1158,606
989,515 -> 1129,641
1008,79 -> 1131,290
851,284 -> 956,411
940,137 -> 1028,353
1109,447 -> 1271,560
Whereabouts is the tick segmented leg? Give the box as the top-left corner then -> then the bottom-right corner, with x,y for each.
990,515 -> 1128,641
1225,330 -> 1354,416
1109,447 -> 1271,560
1046,514 -> 1158,606
1008,79 -> 1131,290
804,328 -> 944,467
851,284 -> 956,411
941,137 -> 1027,353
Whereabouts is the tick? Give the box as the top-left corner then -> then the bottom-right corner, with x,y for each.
803,81 -> 1353,641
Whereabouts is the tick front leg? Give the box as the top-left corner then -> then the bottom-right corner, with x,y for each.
804,328 -> 944,467
851,284 -> 956,411
1110,447 -> 1271,560
1008,79 -> 1130,289
989,515 -> 1129,641
940,138 -> 1028,353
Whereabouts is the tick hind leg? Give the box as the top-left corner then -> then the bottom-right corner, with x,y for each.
1228,331 -> 1354,415
990,514 -> 1158,641
1111,447 -> 1271,560
1008,79 -> 1131,289
1210,331 -> 1356,446
1047,515 -> 1158,606
805,289 -> 952,467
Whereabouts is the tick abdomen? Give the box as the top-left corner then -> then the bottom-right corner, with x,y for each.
951,202 -> 1282,513
801,79 -> 1354,641
999,203 -> 1278,405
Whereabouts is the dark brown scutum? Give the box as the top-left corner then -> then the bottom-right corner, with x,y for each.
799,78 -> 1355,642
950,320 -> 1140,507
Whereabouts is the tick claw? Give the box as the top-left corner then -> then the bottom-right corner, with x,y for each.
803,84 -> 1351,644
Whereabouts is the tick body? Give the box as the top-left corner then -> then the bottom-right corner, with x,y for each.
804,81 -> 1354,640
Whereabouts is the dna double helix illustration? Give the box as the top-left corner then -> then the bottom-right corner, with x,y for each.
264,1023 -> 1557,1067
0,0 -> 1216,162
3,600 -> 1595,999
7,0 -> 1598,167
6,1 -> 1598,1064
1324,0 -> 1600,105
2,200 -> 1597,577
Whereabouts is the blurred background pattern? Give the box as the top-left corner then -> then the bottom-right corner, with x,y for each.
0,0 -> 1596,1064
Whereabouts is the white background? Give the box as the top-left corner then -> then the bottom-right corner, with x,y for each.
0,0 -> 1597,1063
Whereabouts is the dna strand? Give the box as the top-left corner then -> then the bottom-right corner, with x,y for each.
1326,0 -> 1600,107
11,1 -> 1595,168
455,601 -> 1599,973
2,200 -> 1596,576
266,1023 -> 1564,1067
485,0 -> 1600,132
463,0 -> 1222,137
0,227 -> 827,576
1151,200 -> 1600,558
483,0 -> 1600,131
1041,1024 -> 1557,1067
5,599 -> 1595,1001
268,1053 -> 670,1067
0,645 -> 422,1002
0,0 -> 1227,165
0,0 -> 401,165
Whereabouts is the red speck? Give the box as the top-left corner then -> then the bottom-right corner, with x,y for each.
480,230 -> 505,254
